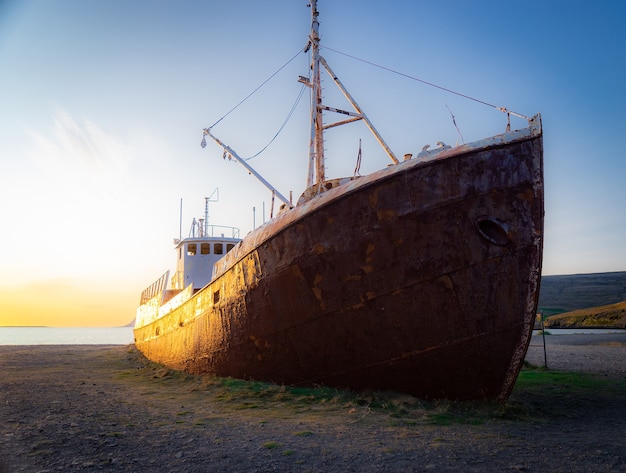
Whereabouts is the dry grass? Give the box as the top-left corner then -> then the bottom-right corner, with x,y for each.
545,300 -> 626,328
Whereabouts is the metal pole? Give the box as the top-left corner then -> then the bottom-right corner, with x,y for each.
179,198 -> 183,241
202,128 -> 292,207
540,312 -> 548,368
310,0 -> 324,186
204,197 -> 209,237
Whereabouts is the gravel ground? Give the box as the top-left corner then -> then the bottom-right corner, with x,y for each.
1,334 -> 625,472
525,332 -> 626,377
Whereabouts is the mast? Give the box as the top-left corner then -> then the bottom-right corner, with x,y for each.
308,0 -> 324,188
203,1 -> 398,203
306,0 -> 398,190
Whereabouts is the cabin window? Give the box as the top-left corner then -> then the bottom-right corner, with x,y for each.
214,243 -> 223,255
201,243 -> 210,255
213,290 -> 220,304
227,243 -> 235,252
187,243 -> 197,256
178,247 -> 182,259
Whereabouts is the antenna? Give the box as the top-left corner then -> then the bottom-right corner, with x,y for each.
204,188 -> 219,237
179,198 -> 183,242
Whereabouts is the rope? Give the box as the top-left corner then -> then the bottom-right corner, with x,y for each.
322,46 -> 529,120
353,139 -> 362,177
208,47 -> 304,129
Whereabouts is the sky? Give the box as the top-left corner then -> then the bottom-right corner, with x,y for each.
1,0 -> 625,327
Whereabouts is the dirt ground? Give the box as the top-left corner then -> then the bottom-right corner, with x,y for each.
1,333 -> 625,472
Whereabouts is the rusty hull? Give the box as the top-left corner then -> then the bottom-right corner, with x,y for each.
135,118 -> 543,401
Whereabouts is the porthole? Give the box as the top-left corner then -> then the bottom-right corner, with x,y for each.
476,218 -> 510,246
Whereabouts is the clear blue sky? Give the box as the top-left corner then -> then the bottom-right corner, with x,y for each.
1,0 -> 624,326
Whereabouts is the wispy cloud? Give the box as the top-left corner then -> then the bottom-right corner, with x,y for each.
28,109 -> 132,205
0,109 -> 147,286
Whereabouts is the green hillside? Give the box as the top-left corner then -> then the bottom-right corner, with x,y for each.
538,271 -> 626,318
544,300 -> 626,329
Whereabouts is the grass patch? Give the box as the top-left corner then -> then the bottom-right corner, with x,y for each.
117,346 -> 625,428
423,402 -> 496,426
506,364 -> 626,420
200,376 -> 354,409
514,368 -> 625,395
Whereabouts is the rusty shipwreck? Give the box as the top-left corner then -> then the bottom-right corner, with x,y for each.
134,0 -> 544,401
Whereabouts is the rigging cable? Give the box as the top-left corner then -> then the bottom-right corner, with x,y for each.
322,46 -> 529,120
446,105 -> 464,145
208,47 -> 304,129
245,83 -> 307,161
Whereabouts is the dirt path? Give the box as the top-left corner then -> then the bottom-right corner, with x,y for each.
1,335 -> 625,472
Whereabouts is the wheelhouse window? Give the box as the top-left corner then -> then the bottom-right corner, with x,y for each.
201,243 -> 210,255
227,243 -> 235,252
214,243 -> 223,255
187,243 -> 197,256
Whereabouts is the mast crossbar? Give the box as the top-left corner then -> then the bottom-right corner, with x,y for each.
320,105 -> 362,118
319,56 -> 399,165
323,116 -> 363,130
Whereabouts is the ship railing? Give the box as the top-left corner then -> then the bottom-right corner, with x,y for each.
139,270 -> 170,305
199,225 -> 240,239
171,270 -> 184,290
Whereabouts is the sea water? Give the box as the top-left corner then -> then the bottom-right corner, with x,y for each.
533,328 -> 625,335
0,327 -> 134,345
3,327 -> 622,346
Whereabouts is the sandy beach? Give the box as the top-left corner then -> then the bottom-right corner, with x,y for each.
1,333 -> 625,472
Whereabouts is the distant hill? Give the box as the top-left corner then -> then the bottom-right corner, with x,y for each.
538,271 -> 626,317
545,300 -> 626,329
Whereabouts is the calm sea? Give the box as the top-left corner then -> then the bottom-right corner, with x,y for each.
2,327 -> 622,346
0,327 -> 134,345
535,328 -> 625,335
